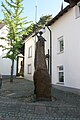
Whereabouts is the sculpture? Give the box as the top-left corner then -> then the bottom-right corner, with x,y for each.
33,32 -> 51,100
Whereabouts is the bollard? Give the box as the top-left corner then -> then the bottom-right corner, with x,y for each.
0,74 -> 2,89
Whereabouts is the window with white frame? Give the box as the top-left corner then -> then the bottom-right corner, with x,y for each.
75,2 -> 80,18
28,46 -> 32,58
57,36 -> 64,53
58,66 -> 64,82
27,64 -> 32,74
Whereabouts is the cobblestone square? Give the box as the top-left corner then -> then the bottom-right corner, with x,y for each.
0,78 -> 80,120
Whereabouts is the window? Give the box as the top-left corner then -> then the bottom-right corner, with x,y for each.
27,64 -> 32,74
57,36 -> 64,53
58,66 -> 64,82
28,46 -> 32,58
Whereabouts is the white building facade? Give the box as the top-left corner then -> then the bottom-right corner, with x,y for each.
24,28 -> 50,81
24,0 -> 80,94
24,35 -> 36,80
0,24 -> 16,78
48,2 -> 80,93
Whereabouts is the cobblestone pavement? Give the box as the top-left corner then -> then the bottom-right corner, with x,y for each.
0,78 -> 80,120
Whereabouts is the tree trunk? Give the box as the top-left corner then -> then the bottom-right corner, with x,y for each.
10,59 -> 14,82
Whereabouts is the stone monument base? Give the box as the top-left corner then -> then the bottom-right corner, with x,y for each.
34,69 -> 52,101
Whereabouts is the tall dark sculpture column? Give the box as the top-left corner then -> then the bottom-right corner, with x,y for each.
33,32 -> 51,100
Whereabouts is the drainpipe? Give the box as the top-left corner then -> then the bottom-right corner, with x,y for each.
46,25 -> 52,79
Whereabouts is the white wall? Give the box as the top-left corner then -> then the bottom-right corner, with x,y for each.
51,6 -> 80,89
43,28 -> 50,54
0,57 -> 16,75
24,35 -> 36,80
24,30 -> 50,81
0,25 -> 16,76
43,28 -> 50,72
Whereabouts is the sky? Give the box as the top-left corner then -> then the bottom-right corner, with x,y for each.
0,0 -> 68,23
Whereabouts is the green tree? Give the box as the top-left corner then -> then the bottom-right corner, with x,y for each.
37,14 -> 52,28
1,0 -> 29,82
25,14 -> 52,37
0,20 -> 2,23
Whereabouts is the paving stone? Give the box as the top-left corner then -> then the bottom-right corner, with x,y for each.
0,78 -> 80,119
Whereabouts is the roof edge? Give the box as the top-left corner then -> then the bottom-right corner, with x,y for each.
47,5 -> 72,26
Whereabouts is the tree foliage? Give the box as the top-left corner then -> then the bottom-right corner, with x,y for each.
38,14 -> 52,28
1,0 -> 29,82
25,14 -> 52,37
